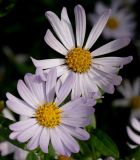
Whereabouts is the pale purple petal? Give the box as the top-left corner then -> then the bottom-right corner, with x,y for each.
31,57 -> 65,69
55,72 -> 75,105
46,68 -> 57,102
39,128 -> 50,153
93,56 -> 133,67
61,125 -> 90,140
27,126 -> 43,150
10,118 -> 37,131
45,11 -> 72,50
61,117 -> 91,127
17,80 -> 39,108
6,100 -> 34,117
17,124 -> 40,143
44,29 -> 68,55
24,73 -> 46,105
91,38 -> 131,57
50,128 -> 66,155
74,5 -> 86,47
84,9 -> 111,50
55,126 -> 80,153
127,126 -> 140,144
61,7 -> 75,49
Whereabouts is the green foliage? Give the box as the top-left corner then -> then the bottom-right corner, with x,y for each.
0,0 -> 16,17
90,129 -> 119,159
26,152 -> 38,160
125,146 -> 140,160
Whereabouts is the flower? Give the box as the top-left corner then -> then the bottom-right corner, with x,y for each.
126,116 -> 140,149
113,78 -> 140,112
6,68 -> 96,156
0,109 -> 28,160
31,4 -> 132,100
88,1 -> 136,39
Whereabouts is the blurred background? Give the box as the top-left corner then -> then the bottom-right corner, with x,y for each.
0,0 -> 140,159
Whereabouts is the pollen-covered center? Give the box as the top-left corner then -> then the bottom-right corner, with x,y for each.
65,47 -> 92,73
58,155 -> 72,160
35,102 -> 61,128
107,17 -> 119,30
130,96 -> 140,109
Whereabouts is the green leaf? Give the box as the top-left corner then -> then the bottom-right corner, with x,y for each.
26,152 -> 38,160
91,129 -> 119,159
0,0 -> 16,17
125,146 -> 140,160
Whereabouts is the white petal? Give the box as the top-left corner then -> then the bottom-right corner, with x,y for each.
55,72 -> 75,105
17,80 -> 39,108
71,73 -> 81,99
45,11 -> 72,50
50,128 -> 66,155
84,9 -> 111,50
39,128 -> 50,153
14,148 -> 28,160
10,118 -> 37,131
133,78 -> 140,96
112,99 -> 129,107
31,57 -> 65,69
91,38 -> 131,57
2,108 -> 15,121
127,142 -> 137,149
130,118 -> 140,132
9,132 -> 20,140
6,100 -> 34,117
61,7 -> 75,48
17,124 -> 39,143
35,67 -> 47,81
44,29 -> 68,55
93,56 -> 133,67
46,68 -> 57,102
127,126 -> 140,144
0,142 -> 15,156
27,126 -> 43,150
74,5 -> 86,47
56,126 -> 80,153
24,73 -> 46,105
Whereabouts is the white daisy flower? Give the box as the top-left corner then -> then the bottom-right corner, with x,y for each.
88,1 -> 136,39
126,116 -> 140,149
31,4 -> 132,100
0,109 -> 28,160
6,68 -> 96,156
113,78 -> 140,112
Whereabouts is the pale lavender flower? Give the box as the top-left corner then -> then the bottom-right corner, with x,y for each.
88,1 -> 136,39
6,68 -> 96,156
31,4 -> 132,99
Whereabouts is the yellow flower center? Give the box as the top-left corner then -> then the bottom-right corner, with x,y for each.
35,102 -> 61,128
65,47 -> 92,73
58,155 -> 72,160
106,17 -> 119,30
130,96 -> 140,109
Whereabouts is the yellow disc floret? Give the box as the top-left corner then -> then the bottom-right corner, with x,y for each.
35,102 -> 61,128
130,96 -> 140,109
107,17 -> 119,30
58,155 -> 72,160
66,47 -> 92,73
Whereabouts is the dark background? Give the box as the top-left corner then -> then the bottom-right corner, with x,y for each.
0,0 -> 140,159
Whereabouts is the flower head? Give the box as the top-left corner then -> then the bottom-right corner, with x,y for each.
6,68 -> 96,156
113,78 -> 140,111
32,4 -> 132,99
88,1 -> 136,39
